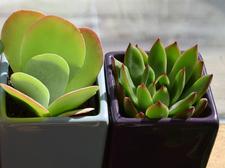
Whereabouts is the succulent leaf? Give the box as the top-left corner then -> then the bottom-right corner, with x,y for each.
169,45 -> 198,85
111,57 -> 123,84
186,60 -> 204,88
173,106 -> 195,119
193,98 -> 208,117
116,83 -> 126,107
10,72 -> 50,108
148,83 -> 156,96
136,44 -> 148,65
124,43 -> 145,85
119,64 -> 138,105
0,40 -> 4,54
23,53 -> 70,103
148,38 -> 167,78
66,28 -> 103,91
146,101 -> 169,119
20,15 -> 86,84
182,74 -> 213,101
135,112 -> 145,119
170,68 -> 186,105
1,10 -> 45,72
48,86 -> 99,116
57,108 -> 94,117
169,92 -> 197,116
141,65 -> 155,86
0,83 -> 49,117
153,86 -> 170,106
136,83 -> 153,110
165,42 -> 181,74
155,73 -> 170,86
123,97 -> 139,118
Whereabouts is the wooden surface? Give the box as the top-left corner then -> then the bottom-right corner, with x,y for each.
207,124 -> 225,168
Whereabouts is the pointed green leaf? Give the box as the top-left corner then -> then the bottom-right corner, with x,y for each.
119,64 -> 138,105
193,98 -> 208,117
123,97 -> 138,118
182,74 -> 213,101
10,72 -> 50,107
66,28 -> 103,91
173,106 -> 195,119
48,86 -> 99,116
153,86 -> 170,106
169,45 -> 198,85
155,73 -> 170,86
137,83 -> 153,110
116,83 -> 125,107
124,43 -> 145,85
136,44 -> 148,65
20,15 -> 86,83
141,65 -> 155,86
111,57 -> 123,84
165,42 -> 181,74
23,53 -> 70,103
146,101 -> 169,119
169,92 -> 197,116
0,83 -> 49,117
148,38 -> 167,78
186,60 -> 204,88
57,108 -> 94,117
148,83 -> 156,96
1,10 -> 45,72
170,68 -> 186,105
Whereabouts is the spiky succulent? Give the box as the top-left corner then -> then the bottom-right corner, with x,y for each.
0,10 -> 103,118
112,39 -> 212,119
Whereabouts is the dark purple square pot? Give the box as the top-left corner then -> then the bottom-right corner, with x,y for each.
104,51 -> 219,168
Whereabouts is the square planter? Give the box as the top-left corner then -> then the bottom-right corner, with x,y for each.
0,55 -> 109,168
104,51 -> 219,168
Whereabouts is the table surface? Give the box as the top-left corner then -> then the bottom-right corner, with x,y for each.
0,1 -> 225,167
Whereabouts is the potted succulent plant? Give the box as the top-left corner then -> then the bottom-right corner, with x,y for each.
104,39 -> 219,168
0,10 -> 108,168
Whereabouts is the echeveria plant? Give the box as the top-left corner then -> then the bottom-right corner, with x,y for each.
0,10 -> 103,117
112,39 -> 212,119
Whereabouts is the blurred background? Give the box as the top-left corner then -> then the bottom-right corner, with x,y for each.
0,0 -> 224,120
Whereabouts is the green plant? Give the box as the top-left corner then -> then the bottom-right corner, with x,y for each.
112,39 -> 212,119
0,10 -> 103,118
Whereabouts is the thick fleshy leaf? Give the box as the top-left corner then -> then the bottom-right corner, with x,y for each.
123,97 -> 139,118
66,28 -> 103,92
148,83 -> 156,96
1,10 -> 45,72
186,60 -> 204,88
173,106 -> 195,119
148,38 -> 167,78
146,101 -> 169,119
153,86 -> 170,106
169,45 -> 198,85
119,64 -> 138,105
23,53 -> 70,103
20,15 -> 86,81
137,83 -> 153,110
182,74 -> 213,101
10,72 -> 50,107
155,73 -> 170,86
124,43 -> 145,85
57,108 -> 94,117
170,68 -> 186,105
0,83 -> 49,117
111,57 -> 122,84
141,65 -> 155,86
116,83 -> 125,107
193,98 -> 208,117
0,40 -> 4,54
165,42 -> 181,74
136,45 -> 148,65
135,112 -> 145,119
48,86 -> 98,116
169,92 -> 197,116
